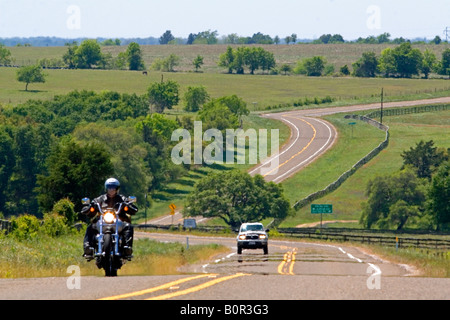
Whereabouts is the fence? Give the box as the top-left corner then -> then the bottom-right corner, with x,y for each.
277,227 -> 450,250
0,219 -> 12,234
135,223 -> 450,250
366,103 -> 450,120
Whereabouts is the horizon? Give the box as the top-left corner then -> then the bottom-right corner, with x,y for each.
0,1 -> 448,41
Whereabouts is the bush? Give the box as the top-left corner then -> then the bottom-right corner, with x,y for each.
10,214 -> 40,240
41,213 -> 69,237
51,198 -> 76,225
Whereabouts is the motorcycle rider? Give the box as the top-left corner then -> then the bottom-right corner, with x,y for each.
82,178 -> 137,261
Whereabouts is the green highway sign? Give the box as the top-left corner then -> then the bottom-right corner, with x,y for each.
311,204 -> 333,214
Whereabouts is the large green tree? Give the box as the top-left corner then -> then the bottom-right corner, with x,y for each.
0,44 -> 13,65
0,127 -> 14,213
62,40 -> 104,69
36,138 -> 113,213
303,56 -> 326,76
427,161 -> 450,230
218,46 -> 235,74
401,140 -> 446,179
136,113 -> 183,189
439,48 -> 450,78
360,167 -> 426,230
353,51 -> 378,77
183,86 -> 210,112
198,102 -> 239,131
75,39 -> 103,68
218,46 -> 276,74
126,42 -> 145,71
184,170 -> 290,229
147,80 -> 180,113
159,30 -> 175,44
392,42 -> 423,78
73,123 -> 151,202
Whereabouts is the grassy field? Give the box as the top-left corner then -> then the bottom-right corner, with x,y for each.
8,43 -> 450,73
1,66 -> 450,109
3,43 -> 450,107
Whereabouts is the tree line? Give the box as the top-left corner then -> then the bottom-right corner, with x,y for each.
0,79 -> 291,228
4,39 -> 450,81
352,43 -> 450,79
360,140 -> 449,231
1,31 -> 448,47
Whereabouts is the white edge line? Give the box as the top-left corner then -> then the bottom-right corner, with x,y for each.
249,116 -> 300,174
272,117 -> 334,182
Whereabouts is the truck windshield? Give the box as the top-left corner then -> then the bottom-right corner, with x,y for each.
242,224 -> 263,232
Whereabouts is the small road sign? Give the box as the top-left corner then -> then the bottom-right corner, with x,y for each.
311,204 -> 333,214
169,203 -> 176,215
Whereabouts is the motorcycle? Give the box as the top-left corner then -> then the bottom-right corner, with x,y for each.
82,196 -> 136,277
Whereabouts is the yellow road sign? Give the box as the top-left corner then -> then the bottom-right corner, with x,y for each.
169,203 -> 176,214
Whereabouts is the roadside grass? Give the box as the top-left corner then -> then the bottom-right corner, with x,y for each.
359,244 -> 450,278
0,231 -> 228,278
280,109 -> 450,228
1,66 -> 450,109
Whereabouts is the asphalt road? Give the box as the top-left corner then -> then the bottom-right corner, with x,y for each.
1,232 -> 448,300
249,113 -> 336,183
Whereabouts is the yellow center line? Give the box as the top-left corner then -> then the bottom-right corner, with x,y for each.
146,273 -> 251,300
278,248 -> 297,275
288,248 -> 297,275
262,116 -> 317,177
277,252 -> 288,274
98,274 -> 217,300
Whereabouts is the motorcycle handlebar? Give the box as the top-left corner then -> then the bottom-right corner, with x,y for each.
86,200 -> 137,215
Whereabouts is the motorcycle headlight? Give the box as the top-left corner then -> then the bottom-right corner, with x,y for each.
103,212 -> 116,224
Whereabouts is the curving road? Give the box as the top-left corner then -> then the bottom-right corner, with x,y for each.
250,96 -> 450,183
249,113 -> 336,183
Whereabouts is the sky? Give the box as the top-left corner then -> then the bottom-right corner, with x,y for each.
0,0 -> 448,40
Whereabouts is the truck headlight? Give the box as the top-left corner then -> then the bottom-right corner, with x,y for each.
238,234 -> 246,240
259,234 -> 267,239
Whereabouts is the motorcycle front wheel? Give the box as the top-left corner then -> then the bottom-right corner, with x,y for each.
103,234 -> 117,277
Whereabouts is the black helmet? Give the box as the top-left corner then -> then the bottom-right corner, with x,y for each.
105,178 -> 120,191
